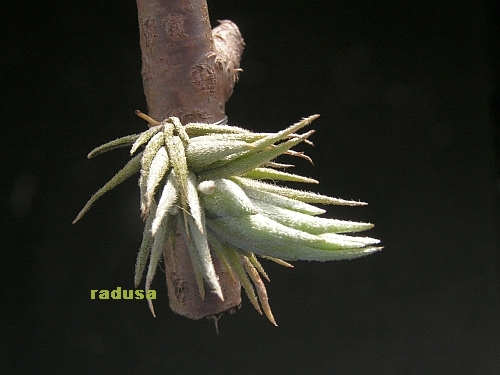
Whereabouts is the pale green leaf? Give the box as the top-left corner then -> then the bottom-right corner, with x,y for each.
252,200 -> 374,234
186,139 -> 254,171
88,134 -> 139,159
233,176 -> 367,206
145,210 -> 174,317
134,200 -> 157,288
199,131 -> 314,181
208,233 -> 261,314
200,178 -> 258,218
72,152 -> 142,224
233,177 -> 326,215
188,211 -> 223,300
130,125 -> 163,155
207,214 -> 381,261
241,167 -> 318,184
151,172 -> 178,236
145,146 -> 170,212
185,122 -> 250,137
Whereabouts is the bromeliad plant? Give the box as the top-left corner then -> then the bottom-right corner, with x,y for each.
73,112 -> 381,325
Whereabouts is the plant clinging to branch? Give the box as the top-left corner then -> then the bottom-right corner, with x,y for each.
73,113 -> 381,325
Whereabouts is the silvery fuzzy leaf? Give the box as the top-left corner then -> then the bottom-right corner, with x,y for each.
319,233 -> 381,246
201,178 -> 258,218
87,134 -> 139,159
185,139 -> 254,171
199,131 -> 315,181
212,213 -> 328,248
145,146 -> 170,212
187,212 -> 224,301
186,171 -> 204,233
233,177 -> 367,206
130,125 -> 163,155
193,131 -> 313,146
145,209 -> 175,317
167,116 -> 189,145
73,152 -> 142,224
207,214 -> 381,261
208,233 -> 262,314
233,177 -> 326,216
151,172 -> 178,236
262,161 -> 295,169
197,180 -> 216,195
188,133 -> 266,143
140,131 -> 165,178
252,199 -> 374,234
206,232 -> 237,283
185,123 -> 249,137
247,115 -> 319,154
165,135 -> 189,216
241,167 -> 319,184
135,199 -> 157,288
178,215 -> 206,299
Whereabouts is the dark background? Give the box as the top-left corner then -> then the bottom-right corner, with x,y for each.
2,0 -> 500,373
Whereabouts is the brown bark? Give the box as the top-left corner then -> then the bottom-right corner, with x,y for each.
136,0 -> 244,319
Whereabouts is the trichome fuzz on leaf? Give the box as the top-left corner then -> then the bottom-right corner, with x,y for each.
73,112 -> 381,325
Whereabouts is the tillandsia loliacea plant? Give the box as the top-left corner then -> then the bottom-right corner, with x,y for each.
73,111 -> 381,325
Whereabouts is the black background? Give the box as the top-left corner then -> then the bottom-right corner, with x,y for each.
2,0 -> 500,373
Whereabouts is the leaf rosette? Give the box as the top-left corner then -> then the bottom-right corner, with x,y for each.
73,112 -> 381,325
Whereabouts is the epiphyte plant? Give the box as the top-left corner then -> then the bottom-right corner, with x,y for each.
73,111 -> 381,325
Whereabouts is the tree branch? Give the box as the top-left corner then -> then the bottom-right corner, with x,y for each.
136,0 -> 244,123
136,0 -> 244,319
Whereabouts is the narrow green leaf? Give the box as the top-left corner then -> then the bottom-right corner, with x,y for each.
241,167 -> 319,184
134,200 -> 157,288
130,125 -> 163,155
188,210 -> 223,301
319,233 -> 381,246
168,116 -> 190,145
72,152 -> 142,224
207,232 -> 237,283
208,232 -> 262,314
185,123 -> 250,137
151,172 -> 178,236
140,132 -> 166,215
233,176 -> 367,206
233,177 -> 326,215
207,214 -> 381,261
186,139 -> 254,171
188,133 -> 265,143
87,134 -> 139,159
145,146 -> 170,211
177,215 -> 205,300
166,135 -> 189,215
201,178 -> 258,218
263,161 -> 295,169
145,210 -> 174,317
252,200 -> 374,234
247,115 -> 318,155
199,131 -> 314,181
140,131 -> 165,175
186,171 -> 204,233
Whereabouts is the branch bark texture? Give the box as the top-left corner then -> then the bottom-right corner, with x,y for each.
136,0 -> 244,319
